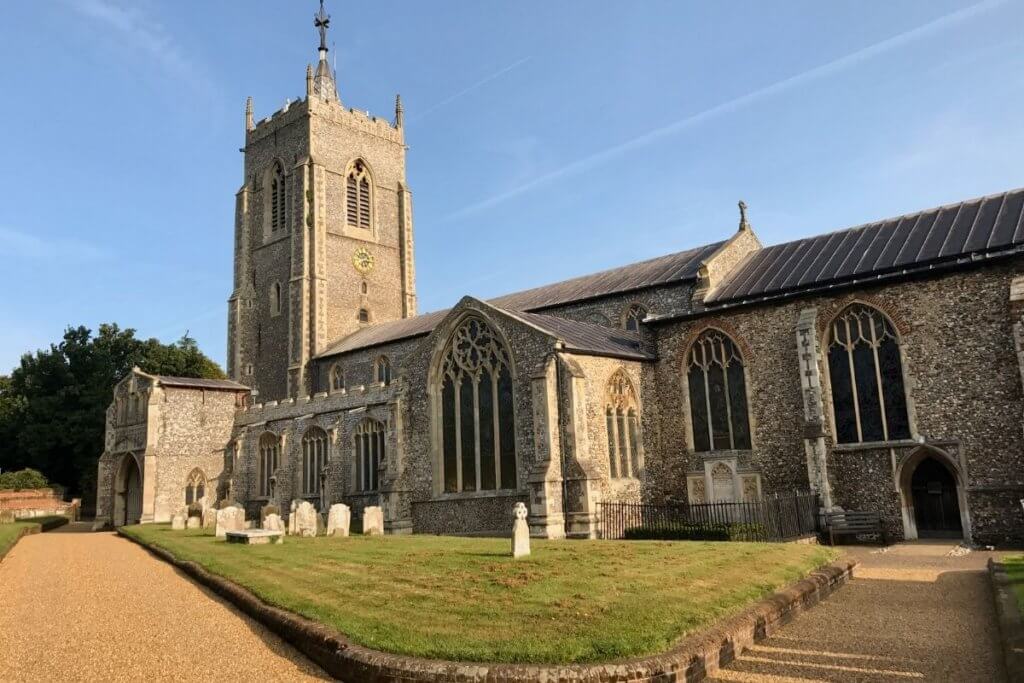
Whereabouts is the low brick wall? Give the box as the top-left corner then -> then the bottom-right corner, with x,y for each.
118,529 -> 855,682
0,489 -> 80,521
988,558 -> 1024,681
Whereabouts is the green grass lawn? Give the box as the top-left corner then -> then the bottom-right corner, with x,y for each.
123,525 -> 837,664
1003,555 -> 1024,612
0,522 -> 40,558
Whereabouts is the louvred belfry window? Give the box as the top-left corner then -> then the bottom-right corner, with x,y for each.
346,160 -> 372,230
687,330 -> 752,452
270,162 -> 286,232
826,304 -> 910,444
438,317 -> 517,493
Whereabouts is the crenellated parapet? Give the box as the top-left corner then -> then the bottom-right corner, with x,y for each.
235,378 -> 402,426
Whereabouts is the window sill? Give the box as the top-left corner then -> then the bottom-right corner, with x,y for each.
831,438 -> 922,453
691,449 -> 754,459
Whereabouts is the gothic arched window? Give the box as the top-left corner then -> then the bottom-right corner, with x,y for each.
438,317 -> 517,493
346,159 -> 372,230
624,304 -> 647,332
301,427 -> 329,497
184,469 -> 206,506
373,356 -> 392,385
258,432 -> 280,497
330,364 -> 344,392
687,330 -> 752,452
354,419 -> 385,492
826,304 -> 910,444
605,370 -> 642,478
270,161 -> 286,232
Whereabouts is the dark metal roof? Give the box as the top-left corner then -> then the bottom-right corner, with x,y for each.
316,242 -> 721,358
156,376 -> 250,391
515,312 -> 652,360
706,187 -> 1024,306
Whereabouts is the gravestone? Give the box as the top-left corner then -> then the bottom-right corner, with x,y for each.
263,513 -> 284,532
215,505 -> 245,539
203,509 -> 217,529
226,529 -> 283,545
287,500 -> 298,535
362,506 -> 384,536
326,503 -> 351,537
291,500 -> 318,537
186,516 -> 201,529
260,503 -> 280,526
512,502 -> 530,558
171,513 -> 186,530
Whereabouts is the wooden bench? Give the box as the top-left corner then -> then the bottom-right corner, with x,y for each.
825,510 -> 886,546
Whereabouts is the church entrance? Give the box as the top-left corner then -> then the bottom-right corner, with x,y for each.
115,454 -> 143,526
910,457 -> 962,539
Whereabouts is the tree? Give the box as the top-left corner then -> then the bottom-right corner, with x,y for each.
0,325 -> 225,512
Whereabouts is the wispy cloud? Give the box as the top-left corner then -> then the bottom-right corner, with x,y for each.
441,0 -> 1007,223
0,227 -> 109,264
67,0 -> 214,95
409,57 -> 531,123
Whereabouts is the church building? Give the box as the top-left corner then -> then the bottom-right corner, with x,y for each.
95,5 -> 1024,546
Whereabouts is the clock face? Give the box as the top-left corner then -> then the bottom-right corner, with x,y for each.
352,247 -> 375,274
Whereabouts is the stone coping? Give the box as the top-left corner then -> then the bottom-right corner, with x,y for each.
117,528 -> 855,683
988,558 -> 1024,681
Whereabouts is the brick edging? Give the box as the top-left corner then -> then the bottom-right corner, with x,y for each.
118,529 -> 855,682
0,524 -> 41,564
988,558 -> 1024,681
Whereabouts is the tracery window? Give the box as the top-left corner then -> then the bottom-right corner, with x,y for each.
301,427 -> 329,497
258,432 -> 280,497
438,317 -> 517,493
826,304 -> 910,444
270,161 -> 286,232
346,159 -> 372,230
330,364 -> 344,392
354,419 -> 385,492
373,356 -> 392,385
605,370 -> 642,478
624,304 -> 647,332
184,469 -> 206,506
687,330 -> 752,451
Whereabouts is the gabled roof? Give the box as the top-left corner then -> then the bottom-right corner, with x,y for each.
155,376 -> 250,392
316,241 -> 721,358
706,187 -> 1024,306
514,311 -> 652,360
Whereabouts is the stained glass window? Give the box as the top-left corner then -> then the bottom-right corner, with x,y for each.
687,331 -> 752,451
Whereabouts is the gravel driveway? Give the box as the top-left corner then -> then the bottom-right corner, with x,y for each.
0,523 -> 327,682
711,541 -> 1007,682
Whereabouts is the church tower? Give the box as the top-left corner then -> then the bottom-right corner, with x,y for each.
227,1 -> 416,401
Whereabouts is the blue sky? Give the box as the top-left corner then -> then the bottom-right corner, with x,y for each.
2,0 -> 1023,373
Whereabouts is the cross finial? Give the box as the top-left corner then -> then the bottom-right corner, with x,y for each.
314,0 -> 330,52
738,200 -> 750,231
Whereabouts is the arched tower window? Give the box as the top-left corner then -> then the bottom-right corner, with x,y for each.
346,159 -> 372,230
437,317 -> 517,493
270,282 -> 282,316
826,304 -> 910,444
258,432 -> 280,497
605,370 -> 642,478
354,419 -> 386,492
687,330 -> 752,452
184,469 -> 206,506
373,356 -> 392,385
270,161 -> 286,232
624,304 -> 647,332
330,364 -> 344,392
301,427 -> 329,498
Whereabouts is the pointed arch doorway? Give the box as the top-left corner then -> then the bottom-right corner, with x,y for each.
911,458 -> 962,539
114,454 -> 143,526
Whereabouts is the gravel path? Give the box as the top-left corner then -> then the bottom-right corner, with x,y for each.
0,523 -> 328,682
711,541 -> 1007,682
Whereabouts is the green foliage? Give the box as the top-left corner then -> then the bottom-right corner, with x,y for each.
623,522 -> 767,541
0,325 -> 225,510
0,468 -> 49,490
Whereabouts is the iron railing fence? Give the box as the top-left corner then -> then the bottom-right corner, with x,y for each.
598,492 -> 820,542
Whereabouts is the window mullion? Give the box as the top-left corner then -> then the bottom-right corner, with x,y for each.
492,373 -> 501,489
722,357 -> 735,449
869,319 -> 890,441
843,320 -> 863,442
454,378 -> 463,492
473,375 -> 482,491
702,361 -> 714,450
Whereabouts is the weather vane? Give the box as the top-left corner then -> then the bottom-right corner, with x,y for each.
314,0 -> 331,52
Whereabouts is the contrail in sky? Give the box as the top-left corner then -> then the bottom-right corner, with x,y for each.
410,57 -> 532,123
441,0 -> 1006,223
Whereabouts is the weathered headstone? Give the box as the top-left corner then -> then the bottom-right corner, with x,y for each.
171,514 -> 186,530
326,503 -> 351,537
263,513 -> 284,532
260,503 -> 280,526
215,505 -> 245,539
288,499 -> 298,535
186,516 -> 201,529
291,500 -> 318,537
512,502 -> 530,558
202,509 -> 217,529
362,505 -> 384,536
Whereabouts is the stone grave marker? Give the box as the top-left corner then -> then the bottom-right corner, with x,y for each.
326,503 -> 351,537
171,513 -> 186,530
512,502 -> 530,558
215,505 -> 245,539
362,505 -> 384,536
263,513 -> 284,532
291,500 -> 318,537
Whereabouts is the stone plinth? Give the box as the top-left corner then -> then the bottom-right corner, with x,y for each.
225,529 -> 283,545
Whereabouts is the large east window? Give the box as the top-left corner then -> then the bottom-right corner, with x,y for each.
687,330 -> 752,451
826,304 -> 910,444
438,317 -> 517,493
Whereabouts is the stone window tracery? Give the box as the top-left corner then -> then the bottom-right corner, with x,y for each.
258,432 -> 280,497
623,304 -> 647,332
301,427 -> 328,497
330,364 -> 344,392
605,370 -> 642,478
270,161 -> 286,233
184,468 -> 206,506
826,304 -> 910,444
373,356 -> 392,386
354,418 -> 385,492
346,159 -> 372,230
437,317 -> 517,493
687,330 -> 752,451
